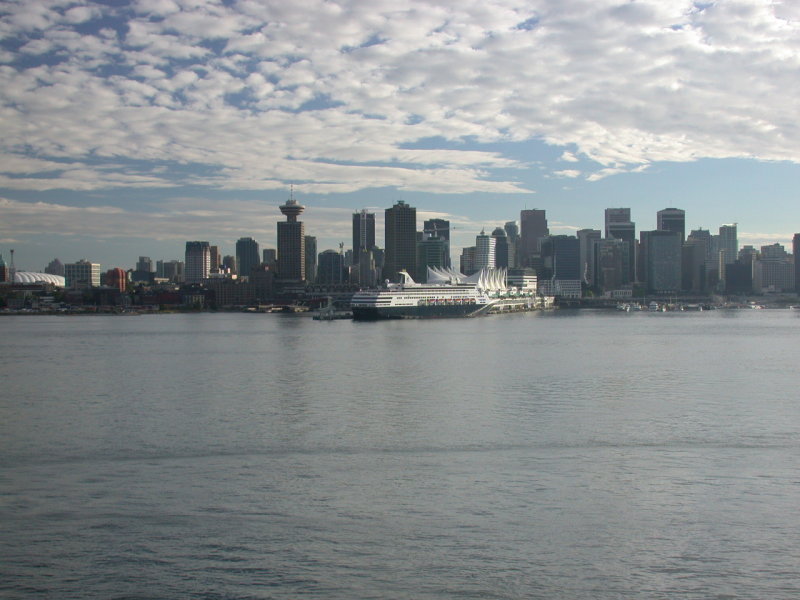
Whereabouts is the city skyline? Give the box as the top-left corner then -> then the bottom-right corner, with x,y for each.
2,1 -> 800,270
1,199 -> 796,274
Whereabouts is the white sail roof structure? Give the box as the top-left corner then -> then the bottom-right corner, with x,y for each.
426,266 -> 507,292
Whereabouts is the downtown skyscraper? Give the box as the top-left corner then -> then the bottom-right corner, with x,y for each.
236,237 -> 260,279
384,200 -> 416,281
352,210 -> 375,264
277,193 -> 305,281
519,209 -> 548,267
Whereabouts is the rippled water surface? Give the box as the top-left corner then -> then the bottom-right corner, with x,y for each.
2,310 -> 800,598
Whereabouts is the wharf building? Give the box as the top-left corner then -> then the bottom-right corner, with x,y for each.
236,237 -> 260,280
384,200 -> 417,282
185,241 -> 211,283
277,193 -> 306,282
65,260 -> 101,290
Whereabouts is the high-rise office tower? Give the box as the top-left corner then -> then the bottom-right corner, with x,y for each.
222,255 -> 236,274
504,221 -> 519,268
0,253 -> 7,283
277,192 -> 306,281
304,236 -> 317,283
384,200 -> 417,281
262,248 -> 277,265
416,233 -> 448,281
605,208 -> 636,282
605,207 -> 631,235
641,230 -> 682,293
657,208 -> 686,242
577,229 -> 601,285
136,256 -> 153,273
65,259 -> 101,289
492,227 -> 509,269
317,249 -> 345,284
209,246 -> 220,273
474,229 -> 496,270
162,260 -> 184,283
352,210 -> 376,264
682,238 -> 707,293
460,246 -> 476,275
45,258 -> 65,276
794,234 -> 800,292
520,209 -> 548,267
718,224 -> 738,265
424,218 -> 451,268
236,237 -> 260,278
595,238 -> 627,292
185,241 -> 211,283
541,235 -> 581,281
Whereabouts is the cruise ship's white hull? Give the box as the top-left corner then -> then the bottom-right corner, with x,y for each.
350,271 -> 495,320
351,302 -> 490,320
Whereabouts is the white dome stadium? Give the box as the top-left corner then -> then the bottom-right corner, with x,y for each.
14,272 -> 66,286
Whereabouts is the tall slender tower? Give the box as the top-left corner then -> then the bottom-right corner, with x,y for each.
277,190 -> 306,281
352,210 -> 375,264
475,229 -> 496,270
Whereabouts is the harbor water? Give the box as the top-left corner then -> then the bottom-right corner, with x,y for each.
1,310 -> 799,598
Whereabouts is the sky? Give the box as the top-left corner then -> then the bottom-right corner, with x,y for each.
1,0 -> 800,272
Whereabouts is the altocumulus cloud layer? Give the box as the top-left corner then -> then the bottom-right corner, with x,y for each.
2,0 -> 800,199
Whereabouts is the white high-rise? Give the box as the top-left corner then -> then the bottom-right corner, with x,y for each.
475,229 -> 496,270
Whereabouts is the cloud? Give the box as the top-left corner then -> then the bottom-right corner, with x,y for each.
2,0 -> 800,196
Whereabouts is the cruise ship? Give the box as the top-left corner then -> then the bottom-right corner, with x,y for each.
350,267 -> 506,320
